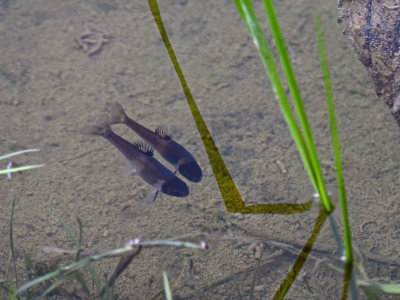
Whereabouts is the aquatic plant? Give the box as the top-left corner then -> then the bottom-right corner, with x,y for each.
15,237 -> 205,298
149,0 -> 400,298
234,1 -> 355,296
148,0 -> 348,296
6,0 -> 400,299
0,149 -> 44,177
7,196 -> 206,298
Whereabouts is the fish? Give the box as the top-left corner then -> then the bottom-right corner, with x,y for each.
110,102 -> 202,183
84,113 -> 189,203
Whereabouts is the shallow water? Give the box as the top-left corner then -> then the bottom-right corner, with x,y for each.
0,0 -> 399,299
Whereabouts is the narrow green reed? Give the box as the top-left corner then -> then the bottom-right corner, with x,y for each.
162,271 -> 173,300
261,0 -> 332,212
0,164 -> 45,176
10,197 -> 18,290
234,0 -> 356,289
234,0 -> 332,212
314,14 -> 353,263
0,149 -> 44,176
0,149 -> 40,161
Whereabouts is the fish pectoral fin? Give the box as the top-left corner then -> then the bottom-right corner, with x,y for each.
113,152 -> 135,176
145,189 -> 159,204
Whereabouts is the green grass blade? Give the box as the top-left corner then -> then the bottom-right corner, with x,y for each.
73,271 -> 90,296
0,164 -> 45,175
41,270 -> 90,297
103,273 -> 110,299
42,272 -> 73,297
40,198 -> 101,291
358,281 -> 400,294
233,276 -> 243,300
9,197 -> 18,289
233,0 -> 332,212
314,14 -> 352,262
162,271 -> 172,300
41,197 -> 79,248
0,283 -> 18,300
261,0 -> 331,212
17,239 -> 204,295
0,149 -> 40,161
138,240 -> 203,249
22,251 -> 35,281
75,217 -> 83,261
17,268 -> 63,294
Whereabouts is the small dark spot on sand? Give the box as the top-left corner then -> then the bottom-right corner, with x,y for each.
44,115 -> 54,121
49,143 -> 60,148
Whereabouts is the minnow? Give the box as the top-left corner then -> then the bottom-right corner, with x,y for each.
110,102 -> 202,183
85,114 -> 189,203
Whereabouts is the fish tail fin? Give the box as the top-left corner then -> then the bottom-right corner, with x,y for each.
82,113 -> 111,136
110,102 -> 128,124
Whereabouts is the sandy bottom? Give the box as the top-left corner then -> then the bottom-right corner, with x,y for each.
0,0 -> 399,299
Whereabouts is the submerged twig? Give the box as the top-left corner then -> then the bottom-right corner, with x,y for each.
99,246 -> 143,297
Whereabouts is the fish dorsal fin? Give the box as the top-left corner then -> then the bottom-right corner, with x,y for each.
133,141 -> 153,156
155,126 -> 171,140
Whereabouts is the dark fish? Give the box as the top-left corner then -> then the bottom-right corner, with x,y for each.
110,102 -> 202,183
85,114 -> 189,203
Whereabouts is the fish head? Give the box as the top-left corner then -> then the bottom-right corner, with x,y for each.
161,177 -> 189,197
178,161 -> 202,183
